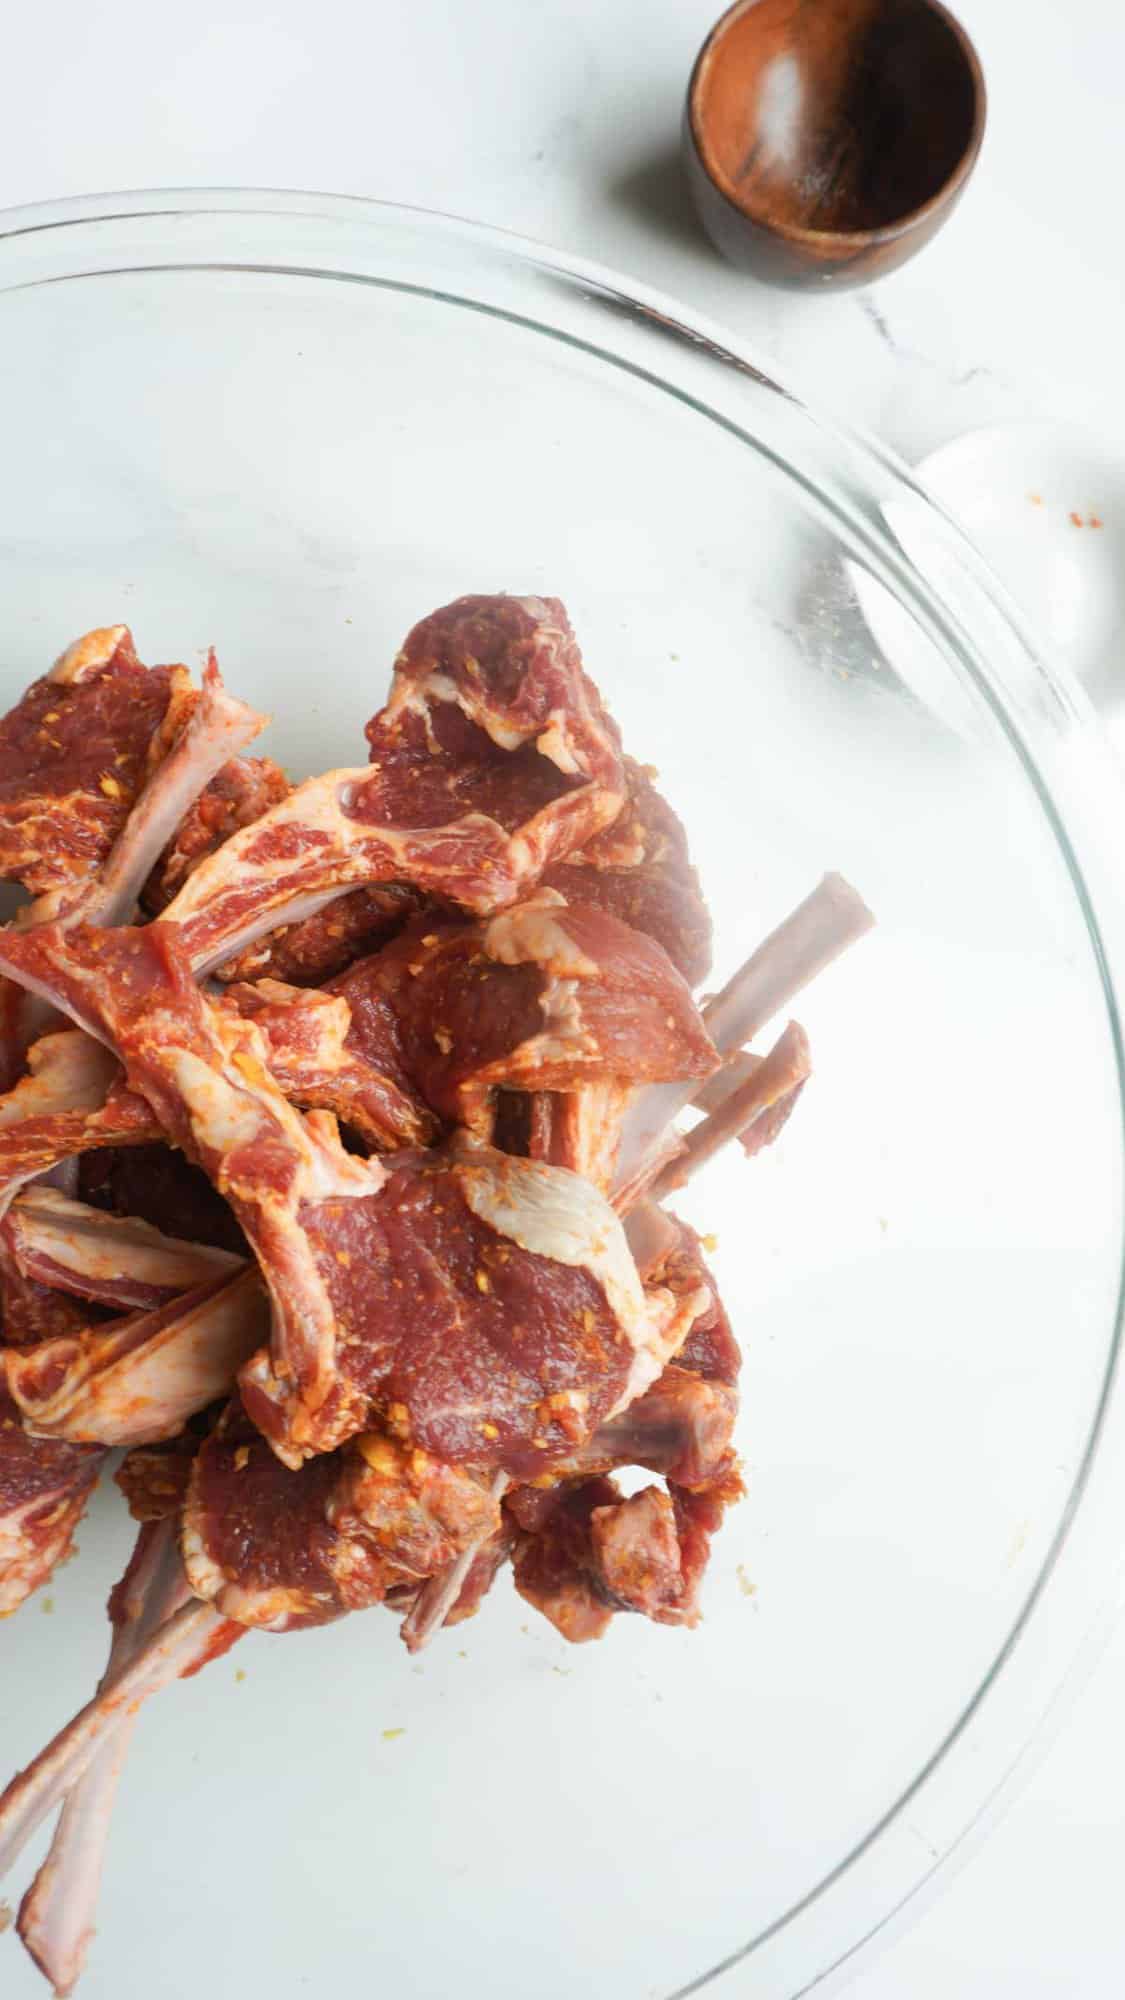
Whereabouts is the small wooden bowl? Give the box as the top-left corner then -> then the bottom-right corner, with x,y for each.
683,0 -> 986,290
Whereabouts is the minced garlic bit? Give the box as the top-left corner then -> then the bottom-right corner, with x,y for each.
358,1434 -> 400,1475
99,773 -> 122,798
700,1233 -> 719,1253
433,1026 -> 453,1054
233,1445 -> 251,1471
480,1421 -> 499,1439
474,1268 -> 491,1294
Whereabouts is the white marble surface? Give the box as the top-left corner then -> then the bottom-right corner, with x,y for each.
1,1 -> 1123,1992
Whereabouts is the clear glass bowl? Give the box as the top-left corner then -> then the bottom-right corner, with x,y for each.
2,191 -> 1124,2000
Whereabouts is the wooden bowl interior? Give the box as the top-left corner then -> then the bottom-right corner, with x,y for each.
692,0 -> 981,236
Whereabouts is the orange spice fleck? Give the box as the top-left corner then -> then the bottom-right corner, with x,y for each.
1069,510 -> 1084,528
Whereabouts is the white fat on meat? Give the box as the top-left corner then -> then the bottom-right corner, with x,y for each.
481,898 -> 598,1073
482,897 -> 598,979
48,628 -> 129,686
83,657 -> 267,929
454,1152 -> 702,1415
4,1271 -> 270,1447
166,1010 -> 385,1209
0,1488 -> 89,1618
178,1526 -> 309,1631
0,1032 -> 118,1128
5,1186 -> 243,1298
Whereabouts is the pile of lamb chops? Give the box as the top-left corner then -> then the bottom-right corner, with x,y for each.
0,597 -> 871,1993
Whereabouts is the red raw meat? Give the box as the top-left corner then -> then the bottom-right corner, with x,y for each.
214,882 -> 424,987
79,1145 -> 248,1257
327,890 -> 717,1147
160,595 -> 626,974
143,752 -> 290,911
180,1403 -> 500,1632
0,1388 -> 101,1616
544,757 -> 712,987
218,976 -> 434,1151
0,629 -> 182,896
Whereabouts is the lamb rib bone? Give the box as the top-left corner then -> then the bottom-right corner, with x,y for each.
16,1518 -> 192,1996
647,1021 -> 811,1203
0,1599 -> 232,1884
5,655 -> 267,1065
2,1186 -> 244,1309
2,1268 -> 270,1447
161,764 -> 622,978
399,1469 -> 509,1653
613,872 -> 873,1208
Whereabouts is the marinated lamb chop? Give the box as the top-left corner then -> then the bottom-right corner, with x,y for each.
0,642 -> 267,1083
181,1400 -> 502,1630
159,595 -> 627,975
0,965 -> 433,1219
0,628 -> 184,899
1,1188 -> 243,1310
322,889 -> 717,1162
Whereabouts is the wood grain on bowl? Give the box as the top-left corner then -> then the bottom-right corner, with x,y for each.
684,0 -> 986,289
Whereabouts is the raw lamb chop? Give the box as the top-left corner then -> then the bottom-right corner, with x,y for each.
0,628 -> 184,898
158,595 -> 627,974
321,888 -> 718,1165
